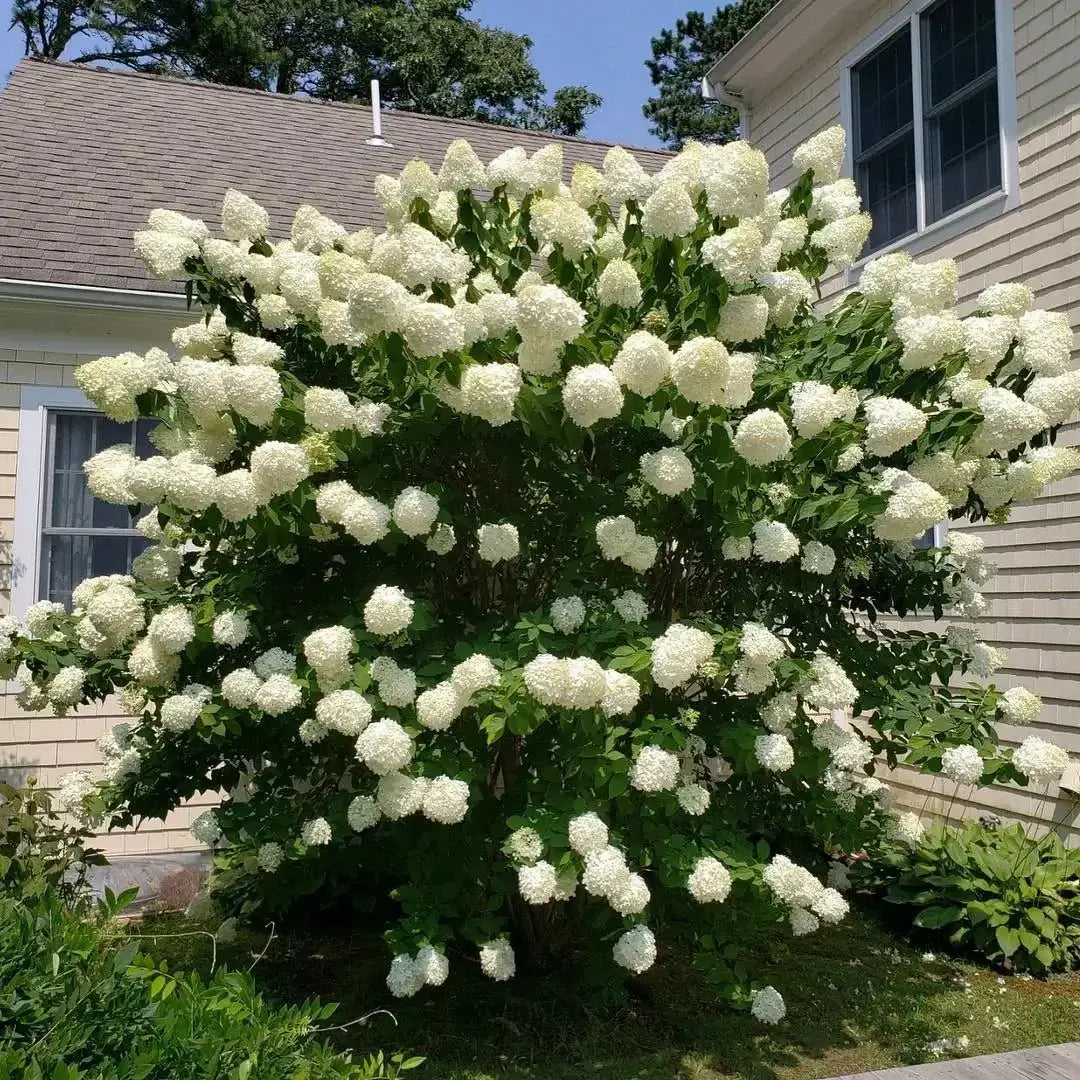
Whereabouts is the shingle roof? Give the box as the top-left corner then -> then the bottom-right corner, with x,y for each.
0,59 -> 670,294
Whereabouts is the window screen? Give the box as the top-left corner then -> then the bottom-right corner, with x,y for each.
852,30 -> 918,253
39,412 -> 155,606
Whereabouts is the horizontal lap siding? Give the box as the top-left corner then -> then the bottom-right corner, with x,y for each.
0,345 -> 207,856
745,0 -> 1080,838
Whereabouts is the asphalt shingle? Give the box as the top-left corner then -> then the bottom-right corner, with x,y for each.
0,59 -> 670,294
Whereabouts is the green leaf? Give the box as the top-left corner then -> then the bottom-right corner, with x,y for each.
995,925 -> 1021,957
914,905 -> 963,929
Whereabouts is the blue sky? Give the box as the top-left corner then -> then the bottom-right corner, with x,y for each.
0,0 -> 706,146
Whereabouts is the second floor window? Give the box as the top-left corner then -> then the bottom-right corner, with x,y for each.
851,0 -> 1002,254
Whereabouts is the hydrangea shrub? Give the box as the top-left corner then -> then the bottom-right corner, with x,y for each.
4,125 -> 1077,1017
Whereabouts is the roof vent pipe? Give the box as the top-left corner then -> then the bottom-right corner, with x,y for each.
366,79 -> 392,147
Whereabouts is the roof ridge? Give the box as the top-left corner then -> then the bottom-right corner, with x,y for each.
17,58 -> 670,156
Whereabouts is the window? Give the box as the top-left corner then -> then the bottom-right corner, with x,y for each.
842,0 -> 1017,258
12,388 -> 153,614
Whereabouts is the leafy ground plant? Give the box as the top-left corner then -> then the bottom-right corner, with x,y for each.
0,888 -> 418,1080
861,820 -> 1080,973
142,906 -> 1080,1080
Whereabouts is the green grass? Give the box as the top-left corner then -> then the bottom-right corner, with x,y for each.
134,903 -> 1080,1080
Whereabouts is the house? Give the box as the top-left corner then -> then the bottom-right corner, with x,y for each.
704,0 -> 1080,838
0,58 -> 670,860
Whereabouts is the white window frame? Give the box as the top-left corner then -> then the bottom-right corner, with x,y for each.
839,0 -> 1020,272
11,385 -> 117,618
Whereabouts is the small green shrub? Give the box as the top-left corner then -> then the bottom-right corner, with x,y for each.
0,779 -> 106,905
0,782 -> 417,1079
861,820 -> 1080,973
0,889 -> 420,1079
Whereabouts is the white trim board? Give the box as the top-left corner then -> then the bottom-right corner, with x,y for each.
838,0 -> 1020,278
11,386 -> 99,619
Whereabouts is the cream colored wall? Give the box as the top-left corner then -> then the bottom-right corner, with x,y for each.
0,300 -> 213,857
746,0 -> 1080,837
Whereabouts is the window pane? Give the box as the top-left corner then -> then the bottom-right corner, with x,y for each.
857,133 -> 918,251
924,0 -> 996,107
928,80 -> 1001,219
48,413 -> 95,529
853,31 -> 913,156
39,535 -> 150,607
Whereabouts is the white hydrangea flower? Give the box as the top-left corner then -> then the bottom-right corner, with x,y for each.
733,409 -> 792,466
221,668 -> 262,708
978,281 -> 1033,317
961,314 -> 1018,376
1012,736 -> 1070,785
801,540 -> 836,575
255,673 -> 303,716
676,782 -> 710,815
479,938 -> 515,981
515,284 -> 586,349
941,744 -> 984,785
583,845 -> 630,898
477,522 -> 519,563
721,535 -> 752,561
356,718 -> 414,775
191,810 -> 222,846
316,690 -> 372,737
600,670 -> 641,717
257,842 -> 284,872
892,811 -> 926,846
761,691 -> 798,734
810,178 -> 860,223
701,222 -> 763,285
651,623 -> 714,690
863,396 -> 927,457
550,596 -> 586,635
347,795 -> 381,832
999,686 -> 1041,726
669,336 -> 729,405
518,860 -> 558,904
790,907 -> 820,936
386,954 -> 424,999
641,179 -> 697,238
530,195 -> 597,259
133,230 -> 199,279
688,856 -> 732,903
793,126 -> 846,184
147,605 -> 195,655
415,681 -> 466,731
716,294 -> 769,343
211,611 -> 249,648
896,312 -> 965,370
422,776 -> 470,824
641,447 -> 694,495
755,733 -> 795,772
613,925 -> 656,975
391,487 -> 439,538
803,653 -> 858,711
563,364 -> 624,427
1015,309 -> 1073,375
601,145 -> 653,204
630,745 -> 680,792
610,872 -> 650,916
221,188 -> 268,241
751,986 -> 786,1025
703,141 -> 769,219
596,258 -> 643,308
759,269 -> 814,326
301,817 -> 332,847
363,585 -> 414,637
568,812 -> 608,856
752,520 -> 799,563
439,138 -> 486,190
970,387 -> 1048,455
613,590 -> 648,623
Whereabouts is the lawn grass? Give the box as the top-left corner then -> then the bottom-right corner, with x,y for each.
134,902 -> 1080,1080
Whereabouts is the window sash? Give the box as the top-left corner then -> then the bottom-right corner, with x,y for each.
37,409 -> 152,605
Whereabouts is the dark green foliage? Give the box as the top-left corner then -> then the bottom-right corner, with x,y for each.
10,0 -> 601,134
644,0 -> 781,148
860,821 -> 1080,973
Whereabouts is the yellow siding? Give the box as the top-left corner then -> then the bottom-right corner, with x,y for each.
745,0 -> 1080,837
0,343 -> 210,857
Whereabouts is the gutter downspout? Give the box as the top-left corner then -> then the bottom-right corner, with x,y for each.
701,75 -> 750,143
0,277 -> 189,313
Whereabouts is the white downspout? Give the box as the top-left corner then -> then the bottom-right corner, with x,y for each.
701,74 -> 750,142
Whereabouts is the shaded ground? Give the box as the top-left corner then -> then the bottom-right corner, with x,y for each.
135,904 -> 1080,1080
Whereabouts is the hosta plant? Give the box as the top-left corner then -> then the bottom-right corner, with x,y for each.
861,820 -> 1080,973
3,124 -> 1077,1017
